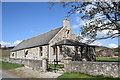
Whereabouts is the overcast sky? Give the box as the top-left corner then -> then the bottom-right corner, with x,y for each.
1,2 -> 118,48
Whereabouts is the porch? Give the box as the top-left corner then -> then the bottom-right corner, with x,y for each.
51,39 -> 96,62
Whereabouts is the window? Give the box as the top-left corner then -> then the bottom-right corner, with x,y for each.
39,47 -> 43,56
59,46 -> 62,55
12,53 -> 14,57
66,30 -> 70,38
25,50 -> 28,57
75,47 -> 78,53
67,30 -> 70,34
53,47 -> 55,55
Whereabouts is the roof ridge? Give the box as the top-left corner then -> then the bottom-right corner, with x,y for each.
26,26 -> 63,41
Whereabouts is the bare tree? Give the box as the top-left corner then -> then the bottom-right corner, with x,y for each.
50,2 -> 120,43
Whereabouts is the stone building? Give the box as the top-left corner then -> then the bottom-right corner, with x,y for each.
10,18 -> 78,61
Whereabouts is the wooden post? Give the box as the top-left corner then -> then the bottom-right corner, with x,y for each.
87,46 -> 90,61
54,59 -> 56,73
81,46 -> 83,58
86,46 -> 90,60
56,46 -> 58,63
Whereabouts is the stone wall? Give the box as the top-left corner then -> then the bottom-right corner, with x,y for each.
10,45 -> 48,60
64,60 -> 120,78
2,58 -> 47,71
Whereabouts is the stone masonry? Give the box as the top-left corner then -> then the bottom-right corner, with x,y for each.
64,60 -> 120,78
2,58 -> 47,71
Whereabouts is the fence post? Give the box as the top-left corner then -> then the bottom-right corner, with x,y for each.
42,57 -> 48,71
63,57 -> 72,72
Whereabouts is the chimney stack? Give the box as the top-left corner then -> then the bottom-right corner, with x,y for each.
63,16 -> 70,27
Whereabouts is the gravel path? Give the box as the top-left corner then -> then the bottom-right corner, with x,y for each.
0,70 -> 20,79
14,67 -> 64,78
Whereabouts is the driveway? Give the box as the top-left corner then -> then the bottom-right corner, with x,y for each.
0,70 -> 20,79
14,67 -> 64,78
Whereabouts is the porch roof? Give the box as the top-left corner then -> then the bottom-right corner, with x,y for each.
51,39 -> 87,47
51,39 -> 96,47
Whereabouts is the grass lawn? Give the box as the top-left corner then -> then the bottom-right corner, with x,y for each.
58,72 -> 119,79
96,57 -> 120,62
0,61 -> 24,70
47,64 -> 64,71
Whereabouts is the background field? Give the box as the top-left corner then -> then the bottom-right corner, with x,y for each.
0,49 -> 10,57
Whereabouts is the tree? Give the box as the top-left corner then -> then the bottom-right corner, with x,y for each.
52,2 -> 120,43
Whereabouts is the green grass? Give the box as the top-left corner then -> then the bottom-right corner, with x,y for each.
113,52 -> 120,56
58,72 -> 94,78
58,72 -> 119,79
96,57 -> 120,62
47,64 -> 64,71
0,61 -> 24,70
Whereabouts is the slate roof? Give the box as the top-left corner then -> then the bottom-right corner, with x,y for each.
11,27 -> 63,51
